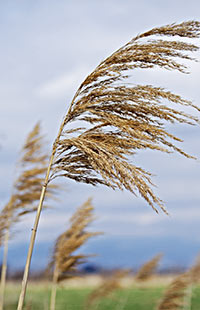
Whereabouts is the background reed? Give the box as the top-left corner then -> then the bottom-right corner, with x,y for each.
48,198 -> 100,310
0,123 -> 58,310
135,254 -> 163,282
86,269 -> 130,309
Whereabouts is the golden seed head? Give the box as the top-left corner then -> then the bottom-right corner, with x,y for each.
51,21 -> 200,214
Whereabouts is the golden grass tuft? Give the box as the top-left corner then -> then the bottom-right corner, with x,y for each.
85,269 -> 129,309
0,122 -> 58,242
157,253 -> 200,310
135,254 -> 162,281
157,273 -> 191,310
50,21 -> 200,214
49,198 -> 100,281
12,122 -> 58,215
49,198 -> 100,310
0,122 -> 59,310
189,254 -> 200,284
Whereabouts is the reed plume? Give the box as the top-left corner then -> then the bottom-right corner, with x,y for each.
86,269 -> 129,309
49,198 -> 100,310
157,273 -> 191,310
135,253 -> 162,281
50,20 -> 200,214
181,254 -> 200,309
0,122 -> 56,235
0,122 -> 57,310
17,21 -> 200,309
159,256 -> 200,310
189,254 -> 200,284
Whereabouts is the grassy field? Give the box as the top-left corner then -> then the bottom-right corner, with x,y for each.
4,282 -> 200,310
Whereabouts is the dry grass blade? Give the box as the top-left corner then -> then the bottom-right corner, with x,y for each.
157,273 -> 191,310
86,269 -> 129,309
135,253 -> 162,281
50,20 -> 200,214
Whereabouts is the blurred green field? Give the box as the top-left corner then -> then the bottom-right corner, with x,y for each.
4,282 -> 200,310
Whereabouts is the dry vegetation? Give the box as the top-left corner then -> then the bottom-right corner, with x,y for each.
157,273 -> 191,310
0,122 -> 57,243
135,254 -> 163,282
50,20 -> 200,214
0,123 -> 58,310
0,20 -> 200,310
86,270 -> 130,309
48,198 -> 100,310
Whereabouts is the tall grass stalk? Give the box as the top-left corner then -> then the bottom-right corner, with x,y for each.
17,21 -> 200,309
49,265 -> 59,310
17,153 -> 54,310
0,122 -> 57,310
0,227 -> 10,310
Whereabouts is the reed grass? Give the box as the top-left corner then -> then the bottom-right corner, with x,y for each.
50,21 -> 200,214
0,122 -> 57,239
135,254 -> 162,282
48,198 -> 100,310
156,255 -> 200,310
189,254 -> 200,284
0,123 -> 57,310
85,269 -> 129,309
182,254 -> 200,310
156,273 -> 191,310
17,21 -> 200,309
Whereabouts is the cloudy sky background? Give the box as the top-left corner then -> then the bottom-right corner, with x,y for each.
0,0 -> 200,271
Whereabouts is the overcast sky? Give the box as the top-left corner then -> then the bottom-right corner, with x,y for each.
0,0 -> 200,270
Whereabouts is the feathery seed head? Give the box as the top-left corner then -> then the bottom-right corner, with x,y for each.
157,273 -> 191,310
135,253 -> 163,281
0,122 -> 57,244
50,21 -> 200,214
86,269 -> 130,308
49,198 -> 101,282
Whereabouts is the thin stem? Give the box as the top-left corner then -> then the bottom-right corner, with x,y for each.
17,119 -> 66,310
17,153 -> 54,310
49,265 -> 59,310
0,227 -> 10,310
183,284 -> 193,310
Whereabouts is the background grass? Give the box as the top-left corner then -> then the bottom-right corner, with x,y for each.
4,282 -> 200,310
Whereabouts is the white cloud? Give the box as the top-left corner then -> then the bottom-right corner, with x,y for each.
98,212 -> 162,226
11,200 -> 200,245
36,66 -> 90,100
